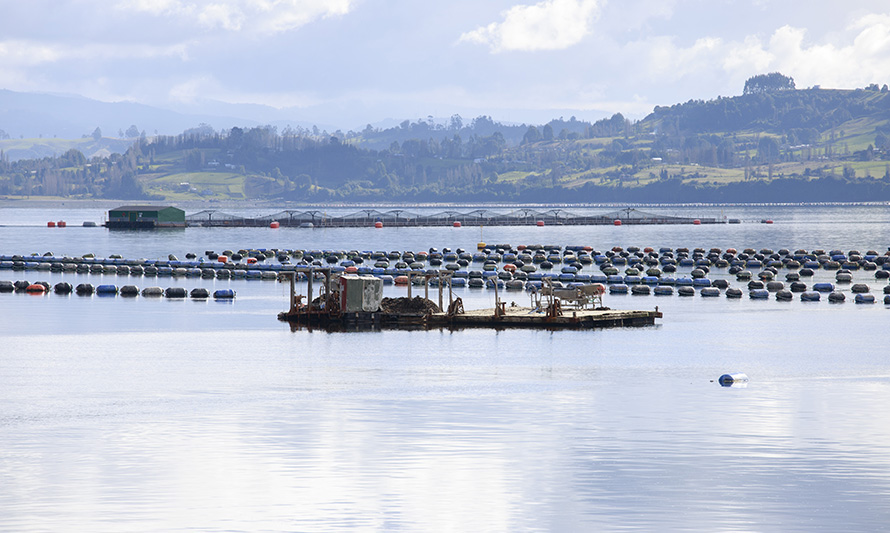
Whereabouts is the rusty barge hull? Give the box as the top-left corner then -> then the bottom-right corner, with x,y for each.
278,307 -> 662,330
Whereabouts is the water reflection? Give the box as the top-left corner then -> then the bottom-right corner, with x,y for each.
2,205 -> 890,530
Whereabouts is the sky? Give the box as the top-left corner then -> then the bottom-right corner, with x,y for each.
1,0 -> 890,130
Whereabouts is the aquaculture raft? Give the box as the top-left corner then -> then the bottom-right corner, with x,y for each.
187,207 -> 722,228
279,306 -> 661,330
277,268 -> 662,330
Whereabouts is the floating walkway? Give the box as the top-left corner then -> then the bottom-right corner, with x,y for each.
185,207 -> 726,227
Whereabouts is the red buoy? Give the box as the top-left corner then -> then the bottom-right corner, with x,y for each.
26,284 -> 46,293
613,219 -> 622,226
269,221 -> 280,228
57,221 -> 66,227
453,221 -> 462,227
536,220 -> 545,227
47,221 -> 56,227
217,255 -> 228,263
693,219 -> 701,225
374,221 -> 383,228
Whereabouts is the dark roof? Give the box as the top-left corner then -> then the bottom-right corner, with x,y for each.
111,205 -> 180,211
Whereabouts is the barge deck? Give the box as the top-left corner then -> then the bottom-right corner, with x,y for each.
278,306 -> 662,330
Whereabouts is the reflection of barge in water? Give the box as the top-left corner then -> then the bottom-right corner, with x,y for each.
277,268 -> 662,331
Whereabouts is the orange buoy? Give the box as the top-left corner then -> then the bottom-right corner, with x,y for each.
217,255 -> 228,263
270,221 -> 280,228
57,221 -> 66,227
503,263 -> 516,272
26,284 -> 46,293
453,221 -> 462,227
693,219 -> 701,225
246,257 -> 257,264
345,266 -> 358,273
47,221 -> 56,227
613,219 -> 622,226
536,220 -> 545,227
517,245 -> 526,251
394,275 -> 409,285
643,247 -> 654,253
374,221 -> 383,228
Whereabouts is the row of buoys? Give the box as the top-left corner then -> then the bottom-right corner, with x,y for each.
0,280 -> 234,299
4,254 -> 889,290
5,246 -> 890,289
7,245 -> 890,270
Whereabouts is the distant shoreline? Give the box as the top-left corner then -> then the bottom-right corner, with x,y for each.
2,197 -> 889,211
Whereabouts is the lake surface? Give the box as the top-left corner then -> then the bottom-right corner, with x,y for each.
1,203 -> 890,532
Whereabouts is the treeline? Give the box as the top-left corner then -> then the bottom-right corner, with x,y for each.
648,86 -> 890,137
0,146 -> 147,198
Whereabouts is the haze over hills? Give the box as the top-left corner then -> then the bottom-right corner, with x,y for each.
0,89 -> 334,141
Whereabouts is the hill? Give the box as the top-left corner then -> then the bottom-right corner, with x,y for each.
3,77 -> 890,203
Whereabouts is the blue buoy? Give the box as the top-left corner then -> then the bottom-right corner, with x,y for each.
718,373 -> 749,386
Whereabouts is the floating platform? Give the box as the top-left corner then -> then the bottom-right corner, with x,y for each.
278,306 -> 662,331
187,207 -> 722,228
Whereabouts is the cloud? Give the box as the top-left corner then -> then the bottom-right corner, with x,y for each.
0,39 -> 189,66
621,12 -> 890,94
460,0 -> 601,52
117,0 -> 354,34
723,15 -> 890,89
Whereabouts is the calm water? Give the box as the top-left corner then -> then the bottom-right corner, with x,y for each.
1,204 -> 890,532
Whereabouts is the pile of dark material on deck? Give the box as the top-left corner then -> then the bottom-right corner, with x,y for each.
379,297 -> 442,314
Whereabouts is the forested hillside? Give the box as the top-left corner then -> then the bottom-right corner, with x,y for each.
3,74 -> 890,203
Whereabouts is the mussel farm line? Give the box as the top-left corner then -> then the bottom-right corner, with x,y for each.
4,245 -> 889,310
184,207 -> 729,227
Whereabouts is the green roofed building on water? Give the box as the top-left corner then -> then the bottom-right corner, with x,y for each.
105,205 -> 186,229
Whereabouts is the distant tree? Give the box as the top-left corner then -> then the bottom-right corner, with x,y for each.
522,126 -> 541,145
744,72 -> 796,95
184,149 -> 204,171
542,124 -> 554,141
91,127 -> 102,141
125,125 -> 140,138
757,136 -> 781,162
184,123 -> 215,138
0,129 -> 9,140
449,114 -> 463,131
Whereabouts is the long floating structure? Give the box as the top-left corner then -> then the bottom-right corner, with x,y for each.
275,268 -> 663,331
185,207 -> 729,227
